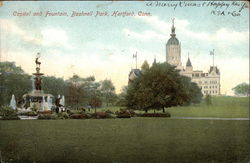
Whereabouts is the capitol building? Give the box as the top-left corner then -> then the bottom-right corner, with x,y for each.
129,19 -> 221,96
166,20 -> 220,96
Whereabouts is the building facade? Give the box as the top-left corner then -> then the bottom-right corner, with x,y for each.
166,20 -> 220,96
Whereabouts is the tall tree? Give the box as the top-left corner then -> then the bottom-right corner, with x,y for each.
126,63 -> 202,112
0,62 -> 31,107
42,76 -> 67,97
141,60 -> 150,71
232,83 -> 249,96
116,86 -> 128,106
100,79 -> 116,107
66,74 -> 86,109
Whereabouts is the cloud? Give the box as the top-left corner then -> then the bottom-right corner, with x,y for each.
41,28 -> 73,49
0,19 -> 74,49
0,19 -> 41,44
135,16 -> 190,34
184,27 -> 249,42
128,16 -> 249,43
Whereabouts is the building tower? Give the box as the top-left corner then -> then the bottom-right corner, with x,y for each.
166,18 -> 182,69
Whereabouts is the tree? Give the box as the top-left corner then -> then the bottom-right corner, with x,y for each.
66,75 -> 87,109
100,79 -> 117,107
141,60 -> 150,71
232,83 -> 249,96
0,62 -> 31,107
126,62 -> 202,112
205,94 -> 212,106
42,76 -> 67,97
116,86 -> 128,106
0,62 -> 24,74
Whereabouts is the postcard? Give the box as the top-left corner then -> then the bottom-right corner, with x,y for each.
0,1 -> 249,163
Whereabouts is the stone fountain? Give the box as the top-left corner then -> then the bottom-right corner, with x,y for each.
22,53 -> 54,111
9,94 -> 17,110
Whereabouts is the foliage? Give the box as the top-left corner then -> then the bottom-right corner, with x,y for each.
92,112 -> 112,119
0,62 -> 24,74
126,63 -> 202,112
69,113 -> 90,119
141,60 -> 150,71
66,75 -> 105,110
116,110 -> 131,118
232,83 -> 249,96
57,112 -> 69,119
37,114 -> 57,120
18,111 -> 38,116
205,94 -> 212,106
100,79 -> 117,106
42,76 -> 67,97
116,86 -> 128,106
0,106 -> 20,120
0,72 -> 32,107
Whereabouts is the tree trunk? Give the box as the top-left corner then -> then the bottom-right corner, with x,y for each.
162,107 -> 165,113
154,109 -> 156,113
145,109 -> 148,113
95,107 -> 96,113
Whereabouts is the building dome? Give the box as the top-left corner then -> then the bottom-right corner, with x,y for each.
167,37 -> 179,45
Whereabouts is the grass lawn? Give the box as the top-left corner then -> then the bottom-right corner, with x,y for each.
167,96 -> 249,118
97,96 -> 249,118
0,118 -> 249,163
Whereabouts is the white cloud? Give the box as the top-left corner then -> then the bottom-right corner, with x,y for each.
41,28 -> 72,49
0,19 -> 74,49
129,16 -> 249,43
0,19 -> 41,44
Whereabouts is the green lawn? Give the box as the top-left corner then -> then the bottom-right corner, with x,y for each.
0,119 -> 249,163
167,96 -> 249,118
97,96 -> 249,118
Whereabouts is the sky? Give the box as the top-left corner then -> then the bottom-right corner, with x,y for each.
0,1 -> 249,95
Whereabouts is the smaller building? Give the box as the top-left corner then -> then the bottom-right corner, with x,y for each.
128,69 -> 142,84
181,57 -> 220,95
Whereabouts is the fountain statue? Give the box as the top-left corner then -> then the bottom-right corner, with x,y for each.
22,53 -> 54,111
60,95 -> 65,106
9,94 -> 17,110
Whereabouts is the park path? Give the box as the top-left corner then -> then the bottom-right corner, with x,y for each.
171,117 -> 250,121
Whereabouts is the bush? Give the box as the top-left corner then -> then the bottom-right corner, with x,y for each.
105,110 -> 114,114
18,111 -> 38,116
27,111 -> 38,116
38,110 -> 52,114
68,110 -> 84,115
38,114 -> 57,120
116,110 -> 131,118
57,112 -> 69,119
69,113 -> 89,119
0,106 -> 20,120
140,112 -> 171,118
92,112 -> 109,119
